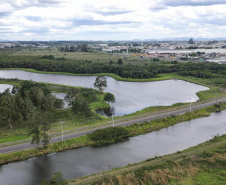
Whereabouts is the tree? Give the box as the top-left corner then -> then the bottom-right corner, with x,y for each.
0,92 -> 21,128
64,88 -> 80,103
69,45 -> 75,52
65,45 -> 69,52
41,172 -> 68,185
94,76 -> 107,93
27,111 -> 51,146
118,59 -> 123,65
104,93 -> 115,104
11,85 -> 18,94
80,44 -> 88,52
109,60 -> 114,65
71,99 -> 92,118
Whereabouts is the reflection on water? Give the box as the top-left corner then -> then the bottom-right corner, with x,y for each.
0,110 -> 226,185
96,107 -> 114,117
0,84 -> 13,93
51,93 -> 70,109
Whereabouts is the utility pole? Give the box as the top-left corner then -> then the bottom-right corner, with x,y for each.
216,93 -> 218,104
157,104 -> 159,118
157,102 -> 160,118
112,112 -> 114,127
189,98 -> 192,112
61,122 -> 64,141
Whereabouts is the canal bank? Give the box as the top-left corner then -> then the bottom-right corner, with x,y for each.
0,107 -> 226,185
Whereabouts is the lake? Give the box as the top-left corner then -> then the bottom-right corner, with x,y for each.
0,70 -> 209,116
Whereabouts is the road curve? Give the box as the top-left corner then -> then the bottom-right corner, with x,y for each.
1,98 -> 226,154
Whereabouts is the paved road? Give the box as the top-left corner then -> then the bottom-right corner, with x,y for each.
1,98 -> 226,154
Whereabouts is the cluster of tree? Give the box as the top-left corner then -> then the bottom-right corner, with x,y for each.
88,126 -> 129,144
177,62 -> 226,80
71,98 -> 92,118
64,88 -> 100,119
59,44 -> 88,52
0,55 -> 168,78
0,81 -> 63,145
0,56 -> 225,82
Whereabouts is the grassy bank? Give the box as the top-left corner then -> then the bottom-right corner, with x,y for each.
0,103 -> 225,166
69,134 -> 226,185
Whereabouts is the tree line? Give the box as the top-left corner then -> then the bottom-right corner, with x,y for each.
0,55 -> 225,82
59,44 -> 88,52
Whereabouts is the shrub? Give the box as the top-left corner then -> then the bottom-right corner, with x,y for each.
88,126 -> 129,144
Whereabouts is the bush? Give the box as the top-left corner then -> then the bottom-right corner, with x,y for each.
41,172 -> 68,185
88,126 -> 129,144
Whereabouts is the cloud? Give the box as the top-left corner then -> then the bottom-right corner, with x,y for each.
1,0 -> 226,40
21,27 -> 50,34
72,18 -> 138,26
26,16 -> 42,22
38,0 -> 62,3
2,0 -> 63,10
0,2 -> 14,17
95,10 -> 132,16
161,0 -> 226,7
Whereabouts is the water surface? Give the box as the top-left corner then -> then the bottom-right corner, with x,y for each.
0,84 -> 13,93
0,110 -> 225,185
52,93 -> 70,109
0,70 -> 209,116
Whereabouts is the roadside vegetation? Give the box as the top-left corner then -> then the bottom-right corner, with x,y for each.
88,127 -> 129,145
0,102 -> 225,165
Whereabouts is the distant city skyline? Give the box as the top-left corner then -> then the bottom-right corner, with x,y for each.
0,0 -> 226,41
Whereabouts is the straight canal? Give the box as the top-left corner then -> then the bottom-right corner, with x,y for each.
0,110 -> 225,185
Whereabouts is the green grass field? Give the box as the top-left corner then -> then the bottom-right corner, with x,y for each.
10,49 -> 156,65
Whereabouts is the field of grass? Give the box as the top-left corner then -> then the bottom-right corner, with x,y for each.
69,134 -> 226,185
0,135 -> 30,144
10,49 -> 155,65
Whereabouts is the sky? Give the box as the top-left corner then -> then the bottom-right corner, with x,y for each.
0,0 -> 226,41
